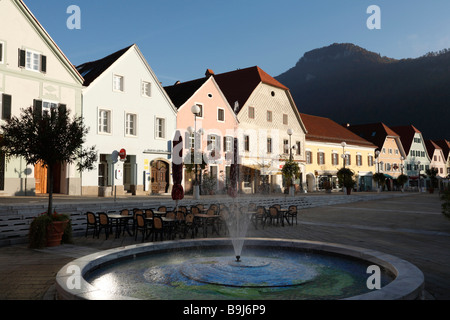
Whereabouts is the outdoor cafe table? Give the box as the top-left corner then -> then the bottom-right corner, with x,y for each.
194,214 -> 220,237
264,207 -> 290,226
107,214 -> 133,238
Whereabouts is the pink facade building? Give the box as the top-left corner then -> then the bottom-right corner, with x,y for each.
164,71 -> 239,194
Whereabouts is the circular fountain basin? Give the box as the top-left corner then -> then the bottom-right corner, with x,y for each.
55,238 -> 424,300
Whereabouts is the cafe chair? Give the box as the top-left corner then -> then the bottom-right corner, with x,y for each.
85,212 -> 98,238
97,212 -> 113,240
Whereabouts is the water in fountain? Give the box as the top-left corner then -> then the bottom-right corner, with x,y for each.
221,201 -> 252,262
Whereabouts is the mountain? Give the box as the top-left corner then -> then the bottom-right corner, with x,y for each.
276,43 -> 450,140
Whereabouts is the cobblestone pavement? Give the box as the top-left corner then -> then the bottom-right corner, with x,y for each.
0,192 -> 449,300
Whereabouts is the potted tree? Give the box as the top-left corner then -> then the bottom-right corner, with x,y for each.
396,174 -> 408,192
0,106 -> 97,248
281,159 -> 300,197
337,168 -> 356,195
373,173 -> 386,192
426,168 -> 438,193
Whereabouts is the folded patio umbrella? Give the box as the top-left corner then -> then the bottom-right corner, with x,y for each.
228,138 -> 239,198
172,131 -> 184,207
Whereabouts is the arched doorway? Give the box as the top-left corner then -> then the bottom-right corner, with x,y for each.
306,173 -> 316,192
150,160 -> 169,194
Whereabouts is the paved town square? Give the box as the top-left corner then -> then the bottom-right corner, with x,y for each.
0,192 -> 448,300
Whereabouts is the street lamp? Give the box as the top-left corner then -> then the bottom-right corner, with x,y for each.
341,142 -> 347,168
287,129 -> 295,196
191,104 -> 201,199
400,156 -> 405,175
417,161 -> 421,192
287,129 -> 293,161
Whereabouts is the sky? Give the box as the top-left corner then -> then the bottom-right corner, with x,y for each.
25,0 -> 450,86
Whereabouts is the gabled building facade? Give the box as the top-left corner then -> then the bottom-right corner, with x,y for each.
346,122 -> 407,190
0,0 -> 84,196
425,140 -> 447,178
391,125 -> 431,190
76,44 -> 177,196
164,71 -> 239,194
301,114 -> 377,192
434,140 -> 450,178
213,66 -> 307,193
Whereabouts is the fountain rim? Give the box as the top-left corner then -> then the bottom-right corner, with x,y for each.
55,238 -> 424,300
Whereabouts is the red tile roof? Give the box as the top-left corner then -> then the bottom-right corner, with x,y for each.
213,66 -> 289,113
301,113 -> 376,148
425,140 -> 442,159
346,122 -> 401,150
434,139 -> 450,160
390,125 -> 422,155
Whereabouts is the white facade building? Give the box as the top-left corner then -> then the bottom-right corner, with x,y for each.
77,44 -> 177,196
0,0 -> 84,196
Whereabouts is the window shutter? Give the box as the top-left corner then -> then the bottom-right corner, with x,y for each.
1,94 -> 12,120
18,49 -> 26,68
40,55 -> 47,73
33,99 -> 42,116
223,137 -> 227,152
216,135 -> 221,151
0,43 -> 3,62
58,103 -> 66,115
185,132 -> 190,149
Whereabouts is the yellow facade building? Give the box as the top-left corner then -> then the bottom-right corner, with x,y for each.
301,114 -> 377,192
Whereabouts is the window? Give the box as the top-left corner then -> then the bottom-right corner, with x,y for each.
26,50 -> 42,72
125,113 -> 137,136
388,149 -> 392,154
267,111 -> 272,122
267,138 -> 272,154
386,163 -> 391,171
141,81 -> 151,97
283,114 -> 288,125
295,141 -> 301,155
189,133 -> 195,149
224,136 -> 233,153
421,151 -> 425,157
42,101 -> 58,115
113,75 -> 124,92
98,109 -> 111,134
318,152 -> 325,165
332,153 -> 339,166
244,135 -> 250,152
434,155 -> 437,161
207,134 -> 220,151
345,154 -> 351,166
306,151 -> 312,164
248,106 -> 255,119
155,118 -> 165,139
217,108 -> 225,122
197,103 -> 203,118
395,149 -> 399,155
283,139 -> 289,154
368,155 -> 374,167
356,155 -> 362,166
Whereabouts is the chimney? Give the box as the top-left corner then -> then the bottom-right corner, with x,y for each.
205,69 -> 215,77
174,80 -> 181,85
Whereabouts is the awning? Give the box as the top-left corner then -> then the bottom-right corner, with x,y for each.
384,174 -> 394,179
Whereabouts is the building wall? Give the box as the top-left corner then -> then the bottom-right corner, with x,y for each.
81,46 -> 177,196
429,149 -> 447,178
376,137 -> 406,178
0,0 -> 83,196
305,140 -> 376,192
175,77 -> 238,192
236,84 -> 306,192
